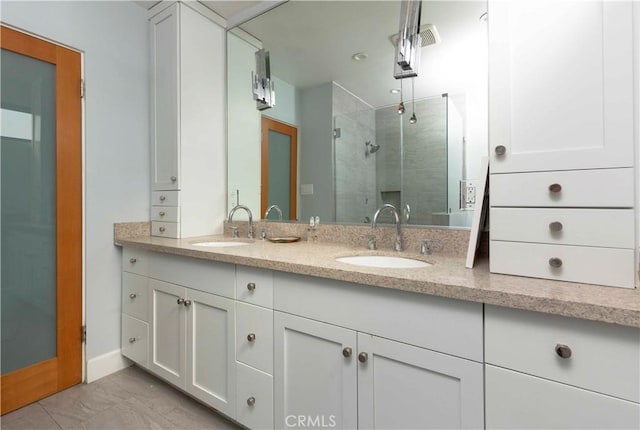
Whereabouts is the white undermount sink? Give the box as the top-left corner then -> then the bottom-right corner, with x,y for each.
335,255 -> 432,269
191,241 -> 252,248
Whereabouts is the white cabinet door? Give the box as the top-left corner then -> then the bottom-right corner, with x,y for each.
185,289 -> 236,418
486,365 -> 640,429
358,334 -> 484,429
274,312 -> 357,429
149,279 -> 186,388
489,0 -> 634,173
150,3 -> 180,191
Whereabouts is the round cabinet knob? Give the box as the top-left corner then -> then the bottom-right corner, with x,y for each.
247,333 -> 256,342
177,298 -> 185,305
549,221 -> 563,232
159,227 -> 166,232
129,337 -> 136,343
247,282 -> 256,291
129,258 -> 137,264
159,195 -> 166,201
358,352 -> 369,363
247,396 -> 256,407
342,347 -> 352,358
555,343 -> 572,359
170,176 -> 177,183
184,300 -> 192,307
494,145 -> 506,156
549,257 -> 563,268
548,183 -> 562,193
129,293 -> 137,299
159,211 -> 166,217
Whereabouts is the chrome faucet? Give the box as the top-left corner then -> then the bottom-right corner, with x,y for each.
264,204 -> 283,220
372,204 -> 403,252
228,204 -> 254,239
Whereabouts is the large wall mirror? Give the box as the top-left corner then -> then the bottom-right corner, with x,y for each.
227,0 -> 487,228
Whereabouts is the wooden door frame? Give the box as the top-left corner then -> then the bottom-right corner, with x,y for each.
261,117 -> 298,220
1,25 -> 83,415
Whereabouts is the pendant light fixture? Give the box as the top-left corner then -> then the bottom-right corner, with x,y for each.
409,78 -> 417,124
397,79 -> 405,115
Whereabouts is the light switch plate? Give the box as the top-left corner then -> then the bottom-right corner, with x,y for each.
301,184 -> 314,195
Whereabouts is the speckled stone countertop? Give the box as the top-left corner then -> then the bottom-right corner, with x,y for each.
115,228 -> 640,329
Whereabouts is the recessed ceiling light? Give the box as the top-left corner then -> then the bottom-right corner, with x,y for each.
390,88 -> 401,94
351,52 -> 368,61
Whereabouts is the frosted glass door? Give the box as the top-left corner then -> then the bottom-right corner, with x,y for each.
267,130 -> 291,219
1,48 -> 57,375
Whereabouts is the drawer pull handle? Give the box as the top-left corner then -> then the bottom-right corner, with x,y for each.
129,258 -> 137,264
159,195 -> 166,201
548,183 -> 562,193
549,257 -> 563,268
129,337 -> 136,343
247,396 -> 256,407
247,282 -> 256,291
549,221 -> 563,232
129,293 -> 137,299
177,298 -> 185,305
494,145 -> 506,156
184,300 -> 192,307
159,227 -> 166,232
342,347 -> 352,358
555,344 -> 572,359
159,211 -> 166,217
358,352 -> 369,363
170,176 -> 177,182
247,333 -> 256,342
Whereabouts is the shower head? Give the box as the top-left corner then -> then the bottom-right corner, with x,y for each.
365,141 -> 381,155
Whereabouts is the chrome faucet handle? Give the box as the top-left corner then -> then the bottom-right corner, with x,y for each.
420,239 -> 442,255
394,236 -> 403,252
231,226 -> 239,239
261,229 -> 267,240
365,235 -> 377,250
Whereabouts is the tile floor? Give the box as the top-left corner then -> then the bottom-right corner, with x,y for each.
0,365 -> 242,430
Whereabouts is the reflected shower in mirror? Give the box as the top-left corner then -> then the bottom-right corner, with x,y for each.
227,0 -> 488,228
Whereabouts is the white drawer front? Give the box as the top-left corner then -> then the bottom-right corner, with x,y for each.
491,168 -> 634,208
122,272 -> 148,321
151,221 -> 179,238
490,241 -> 635,288
236,362 -> 273,430
236,265 -> 273,308
151,190 -> 179,206
123,247 -> 149,275
151,206 -> 180,222
236,302 -> 273,374
148,251 -> 235,299
122,314 -> 149,368
485,305 -> 640,402
486,366 -> 640,430
491,208 -> 635,248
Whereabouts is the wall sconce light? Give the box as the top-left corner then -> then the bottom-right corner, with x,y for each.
252,48 -> 275,110
394,0 -> 422,79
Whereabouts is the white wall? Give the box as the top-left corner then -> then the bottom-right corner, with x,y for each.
2,1 -> 150,373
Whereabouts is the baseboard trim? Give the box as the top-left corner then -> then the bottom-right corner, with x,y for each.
86,349 -> 132,383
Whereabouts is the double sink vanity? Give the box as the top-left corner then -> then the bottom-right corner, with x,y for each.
116,222 -> 640,430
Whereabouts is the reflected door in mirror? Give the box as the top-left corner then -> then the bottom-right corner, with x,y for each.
261,117 -> 297,220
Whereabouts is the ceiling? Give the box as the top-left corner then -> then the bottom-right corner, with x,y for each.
134,0 -> 264,21
238,1 -> 488,108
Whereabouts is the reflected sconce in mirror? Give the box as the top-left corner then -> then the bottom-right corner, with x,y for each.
252,48 -> 276,110
394,0 -> 422,79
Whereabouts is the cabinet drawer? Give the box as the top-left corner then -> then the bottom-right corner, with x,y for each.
122,272 -> 148,321
486,365 -> 639,429
148,251 -> 235,299
236,265 -> 273,308
236,362 -> 273,430
490,241 -> 636,288
236,302 -> 273,374
485,305 -> 640,402
151,221 -> 180,238
491,168 -> 634,208
151,190 -> 180,206
151,206 -> 180,222
491,208 -> 635,248
122,314 -> 149,368
123,247 -> 149,275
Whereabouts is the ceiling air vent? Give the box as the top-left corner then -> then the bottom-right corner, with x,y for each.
389,24 -> 441,48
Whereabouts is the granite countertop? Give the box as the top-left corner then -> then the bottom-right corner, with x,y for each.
116,233 -> 640,328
